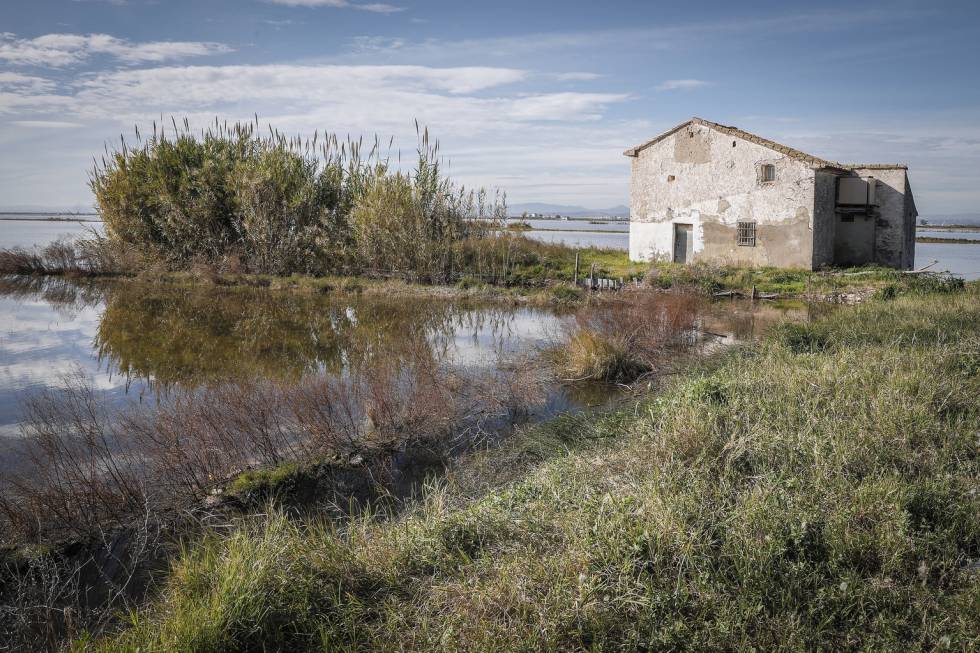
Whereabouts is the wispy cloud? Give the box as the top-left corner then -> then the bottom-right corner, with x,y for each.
63,64 -> 621,125
265,0 -> 404,13
655,79 -> 709,91
0,71 -> 70,114
0,33 -> 231,67
0,72 -> 56,92
12,120 -> 83,128
351,36 -> 407,53
0,59 -> 633,205
555,72 -> 600,81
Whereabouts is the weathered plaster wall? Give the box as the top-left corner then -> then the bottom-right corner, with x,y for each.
628,122 -> 817,267
902,176 -> 917,269
849,167 -> 913,270
812,170 -> 838,268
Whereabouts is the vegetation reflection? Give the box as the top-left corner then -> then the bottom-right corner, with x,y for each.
93,284 -> 540,386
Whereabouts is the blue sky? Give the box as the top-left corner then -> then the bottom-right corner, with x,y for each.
1,0 -> 978,214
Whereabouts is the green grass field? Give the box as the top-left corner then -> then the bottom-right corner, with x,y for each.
83,282 -> 980,652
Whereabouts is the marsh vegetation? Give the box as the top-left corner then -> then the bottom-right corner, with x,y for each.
0,276 -> 806,650
1,119 -> 976,651
16,283 -> 973,652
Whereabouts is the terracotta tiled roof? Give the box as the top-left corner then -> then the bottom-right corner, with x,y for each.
623,118 -> 907,170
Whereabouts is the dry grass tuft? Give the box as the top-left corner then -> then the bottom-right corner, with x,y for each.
551,291 -> 700,383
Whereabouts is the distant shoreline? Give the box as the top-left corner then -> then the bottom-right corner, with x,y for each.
916,236 -> 980,244
0,214 -> 102,222
917,224 -> 980,232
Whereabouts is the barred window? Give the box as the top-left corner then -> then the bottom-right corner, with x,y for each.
737,221 -> 757,247
760,164 -> 776,183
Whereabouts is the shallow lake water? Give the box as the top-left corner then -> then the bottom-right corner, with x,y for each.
0,275 -> 818,475
516,218 -> 629,233
0,279 -> 561,437
915,242 -> 980,279
916,228 -> 980,241
0,216 -> 103,248
524,229 -> 630,249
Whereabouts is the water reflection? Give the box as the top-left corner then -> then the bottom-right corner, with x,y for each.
0,277 -> 824,444
0,279 -> 566,435
698,298 -> 833,348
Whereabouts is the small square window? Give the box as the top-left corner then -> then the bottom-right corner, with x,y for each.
760,164 -> 776,183
667,174 -> 676,182
737,221 -> 757,247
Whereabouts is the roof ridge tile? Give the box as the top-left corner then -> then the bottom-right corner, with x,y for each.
624,117 -> 906,170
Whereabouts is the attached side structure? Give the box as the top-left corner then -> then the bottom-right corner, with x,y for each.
625,118 -> 916,269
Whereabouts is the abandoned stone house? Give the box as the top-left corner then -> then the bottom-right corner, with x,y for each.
625,118 -> 917,269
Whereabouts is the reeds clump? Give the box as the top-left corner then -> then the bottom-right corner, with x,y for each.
551,291 -> 700,382
560,329 -> 645,382
88,119 -> 506,280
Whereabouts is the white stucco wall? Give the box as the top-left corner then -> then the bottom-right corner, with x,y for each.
627,122 -> 818,267
629,211 -> 705,262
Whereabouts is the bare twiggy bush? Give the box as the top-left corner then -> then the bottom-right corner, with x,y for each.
0,499 -> 164,652
0,349 -> 548,546
0,234 -> 129,277
0,374 -> 151,541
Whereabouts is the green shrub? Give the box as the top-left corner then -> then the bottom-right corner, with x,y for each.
90,119 -> 506,280
227,463 -> 302,500
548,283 -> 582,304
875,272 -> 965,300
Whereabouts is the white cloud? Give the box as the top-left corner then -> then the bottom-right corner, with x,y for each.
555,72 -> 601,81
0,72 -> 56,92
266,0 -> 404,12
74,64 -> 530,105
351,36 -> 407,53
0,33 -> 231,67
655,79 -> 709,91
508,92 -> 628,121
0,72 -> 71,114
47,65 -> 627,150
12,120 -> 83,128
0,60 -> 636,208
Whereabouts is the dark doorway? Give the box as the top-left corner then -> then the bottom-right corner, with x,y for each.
833,213 -> 875,266
673,224 -> 693,263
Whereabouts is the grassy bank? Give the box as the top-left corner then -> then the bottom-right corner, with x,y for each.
644,261 -> 965,298
2,238 -> 964,306
84,284 -> 980,651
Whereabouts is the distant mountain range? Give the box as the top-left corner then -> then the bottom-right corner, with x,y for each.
508,203 -> 629,218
